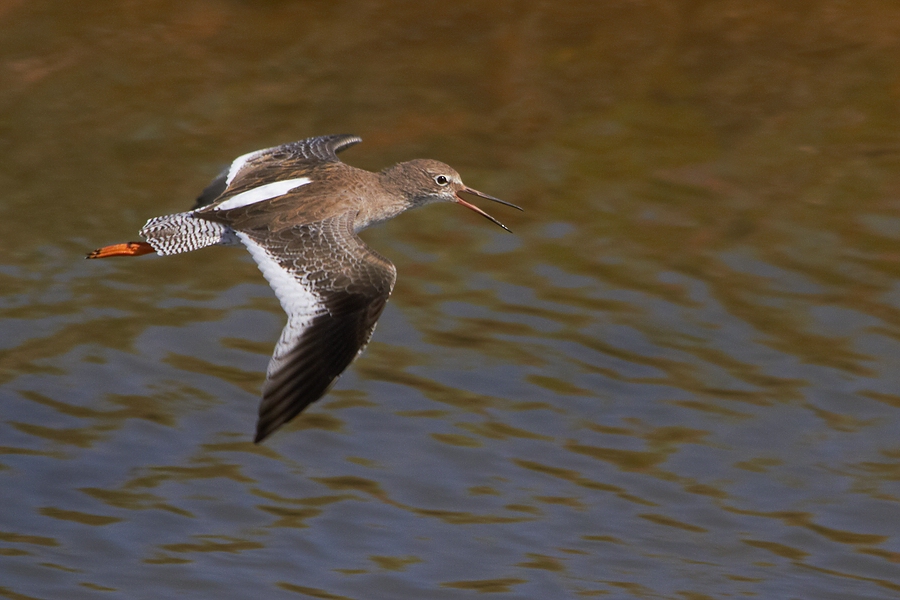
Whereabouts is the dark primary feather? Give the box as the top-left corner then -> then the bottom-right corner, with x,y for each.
237,216 -> 396,443
89,133 -> 518,442
280,134 -> 362,163
193,169 -> 229,208
188,135 -> 389,441
159,133 -> 516,441
192,134 -> 362,209
255,289 -> 387,442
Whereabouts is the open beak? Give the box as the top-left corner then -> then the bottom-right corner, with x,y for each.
455,187 -> 523,233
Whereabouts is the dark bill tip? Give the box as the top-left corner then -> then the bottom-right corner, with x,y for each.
455,195 -> 512,232
453,186 -> 521,232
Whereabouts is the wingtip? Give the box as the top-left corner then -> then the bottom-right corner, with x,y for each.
253,424 -> 273,444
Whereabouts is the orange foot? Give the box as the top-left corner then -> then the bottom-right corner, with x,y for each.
86,242 -> 155,259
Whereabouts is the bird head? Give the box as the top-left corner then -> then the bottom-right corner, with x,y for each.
384,159 -> 522,232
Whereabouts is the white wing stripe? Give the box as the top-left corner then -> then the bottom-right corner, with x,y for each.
215,177 -> 312,211
225,149 -> 264,185
236,232 -> 325,377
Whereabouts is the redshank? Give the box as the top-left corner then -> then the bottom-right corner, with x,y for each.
87,134 -> 521,442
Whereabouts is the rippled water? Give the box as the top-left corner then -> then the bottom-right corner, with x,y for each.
3,2 -> 900,598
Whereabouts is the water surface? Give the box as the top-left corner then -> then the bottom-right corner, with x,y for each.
2,2 -> 900,598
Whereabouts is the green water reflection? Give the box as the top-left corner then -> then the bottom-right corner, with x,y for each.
2,1 -> 900,598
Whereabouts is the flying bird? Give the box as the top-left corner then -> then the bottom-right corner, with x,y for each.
88,134 -> 520,442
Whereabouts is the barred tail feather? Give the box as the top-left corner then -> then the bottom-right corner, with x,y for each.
140,211 -> 238,256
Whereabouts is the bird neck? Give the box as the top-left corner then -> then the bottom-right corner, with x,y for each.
350,167 -> 414,232
378,162 -> 417,198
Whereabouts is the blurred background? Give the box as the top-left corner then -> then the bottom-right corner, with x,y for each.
2,1 -> 900,598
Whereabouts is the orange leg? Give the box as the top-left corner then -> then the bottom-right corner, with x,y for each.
86,242 -> 155,259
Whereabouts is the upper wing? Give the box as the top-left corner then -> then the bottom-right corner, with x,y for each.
234,214 -> 396,443
192,134 -> 362,209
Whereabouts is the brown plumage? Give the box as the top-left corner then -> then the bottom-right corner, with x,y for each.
88,134 -> 521,442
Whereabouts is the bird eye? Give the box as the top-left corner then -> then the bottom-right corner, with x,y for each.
434,175 -> 450,186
